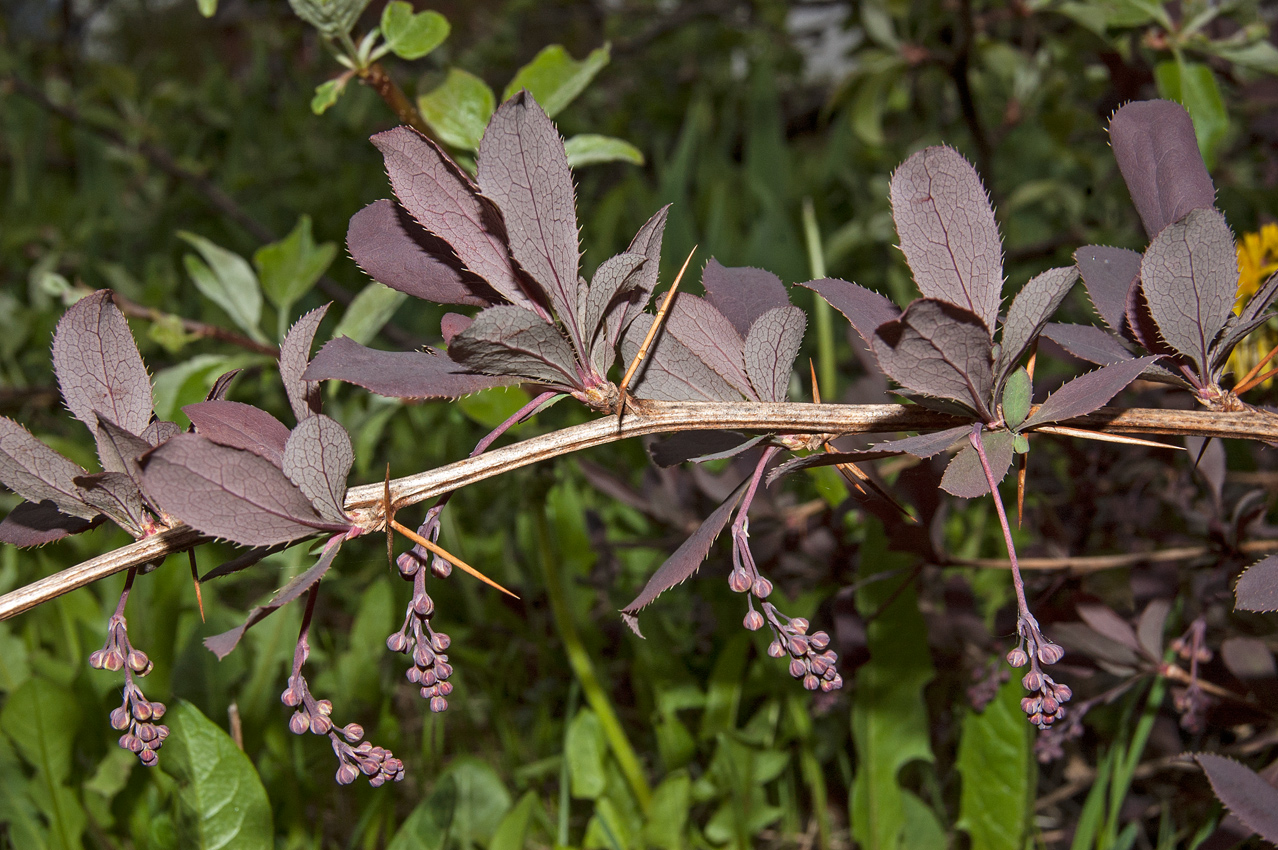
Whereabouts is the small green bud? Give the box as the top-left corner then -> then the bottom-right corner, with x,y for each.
1002,367 -> 1033,428
1013,434 -> 1030,454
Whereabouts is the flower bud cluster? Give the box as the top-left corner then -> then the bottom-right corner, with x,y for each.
282,635 -> 402,786
755,600 -> 842,692
1171,617 -> 1213,732
728,522 -> 773,599
388,553 -> 454,712
110,678 -> 168,766
1006,613 -> 1071,729
90,614 -> 153,676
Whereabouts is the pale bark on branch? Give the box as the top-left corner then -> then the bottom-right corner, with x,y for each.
2,402 -> 1275,621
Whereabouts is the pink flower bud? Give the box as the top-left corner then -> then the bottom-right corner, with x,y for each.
728,570 -> 751,593
344,723 -> 364,741
1006,648 -> 1028,667
803,674 -> 820,690
386,633 -> 408,652
789,659 -> 807,678
110,707 -> 130,730
752,577 -> 773,598
337,764 -> 359,785
790,618 -> 809,634
768,640 -> 786,658
743,611 -> 765,631
1022,671 -> 1042,691
139,748 -> 159,767
430,696 -> 448,713
431,633 -> 451,652
281,688 -> 302,707
289,712 -> 311,735
150,702 -> 166,719
809,632 -> 830,650
1037,642 -> 1064,665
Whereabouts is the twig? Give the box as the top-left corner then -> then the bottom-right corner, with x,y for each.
951,538 -> 1278,573
357,63 -> 437,141
4,403 -> 1278,620
113,292 -> 279,357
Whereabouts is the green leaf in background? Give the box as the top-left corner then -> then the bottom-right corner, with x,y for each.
1154,59 -> 1228,168
436,757 -> 513,847
1207,39 -> 1278,76
643,770 -> 691,849
418,68 -> 497,152
0,736 -> 49,850
379,1 -> 449,61
161,700 -> 273,850
197,0 -> 216,17
253,215 -> 337,336
698,632 -> 749,741
564,134 -> 644,168
312,76 -> 349,115
900,791 -> 947,850
850,523 -> 937,850
583,796 -> 633,850
0,623 -> 31,691
0,677 -> 84,850
179,231 -> 268,344
502,44 -> 610,118
287,0 -> 371,38
386,797 -> 448,850
956,671 -> 1031,850
566,708 -> 608,799
331,282 -> 408,345
152,353 -> 261,424
457,385 -> 533,430
487,790 -> 538,850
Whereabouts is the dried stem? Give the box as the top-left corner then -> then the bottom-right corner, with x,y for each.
4,402 -> 1278,620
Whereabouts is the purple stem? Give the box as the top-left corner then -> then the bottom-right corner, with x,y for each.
470,391 -> 560,458
731,446 -> 782,536
967,423 -> 1031,618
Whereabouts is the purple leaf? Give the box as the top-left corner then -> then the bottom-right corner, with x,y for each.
448,305 -> 581,387
477,92 -> 583,348
798,278 -> 900,347
1236,555 -> 1278,612
95,415 -> 152,479
1077,602 -> 1142,653
939,429 -> 1013,498
0,501 -> 96,547
1140,207 -> 1238,374
347,199 -> 499,307
700,260 -> 791,338
140,434 -> 347,546
620,314 -> 743,402
0,416 -> 97,520
1240,272 -> 1278,327
204,542 -> 341,659
1075,246 -> 1142,333
766,449 -> 900,484
585,252 -> 647,377
74,472 -> 146,537
744,305 -> 806,402
1221,637 -> 1277,689
620,482 -> 747,619
1195,753 -> 1278,843
142,419 -> 181,447
183,400 -> 290,468
871,425 -> 971,458
282,414 -> 353,525
205,369 -> 241,402
304,336 -> 517,399
997,266 -> 1078,383
201,544 -> 288,582
51,290 -> 153,436
615,205 -> 671,336
440,312 -> 473,346
1109,100 -> 1216,239
279,304 -> 329,423
649,431 -> 766,468
1125,278 -> 1176,358
664,293 -> 752,398
372,126 -> 541,314
872,299 -> 994,419
1216,313 -> 1278,376
1022,355 -> 1161,428
1137,598 -> 1170,660
889,146 -> 1003,330
1042,323 -> 1136,366
1186,435 -> 1225,506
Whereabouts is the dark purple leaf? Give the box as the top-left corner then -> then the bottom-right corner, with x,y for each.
1137,599 -> 1171,660
205,369 -> 241,403
279,304 -> 329,423
1075,246 -> 1142,333
766,449 -> 900,484
140,434 -> 347,546
1042,323 -> 1136,365
798,278 -> 900,347
871,425 -> 971,458
201,543 -> 288,582
304,336 -> 517,399
939,429 -> 1013,498
1140,208 -> 1237,374
585,252 -> 647,377
615,205 -> 671,336
1240,272 -> 1278,327
372,126 -> 540,314
204,542 -> 341,659
997,266 -> 1078,383
448,305 -> 580,387
872,299 -> 994,419
1221,637 -> 1277,688
744,306 -> 806,402
441,312 -> 473,346
95,415 -> 152,479
1124,276 -> 1177,359
0,416 -> 96,520
650,431 -> 750,467
664,293 -> 752,398
74,472 -> 146,536
282,414 -> 353,525
183,400 -> 290,468
1053,622 -> 1140,672
1236,555 -> 1278,613
1195,753 -> 1278,843
0,501 -> 96,547
700,260 -> 791,338
477,92 -> 581,346
889,146 -> 1003,330
620,482 -> 748,621
1186,435 -> 1225,506
51,290 -> 153,436
1077,602 -> 1142,653
1109,100 -> 1216,239
1023,356 -> 1161,428
346,199 -> 499,307
141,420 -> 181,447
1216,313 -> 1278,376
620,314 -> 743,402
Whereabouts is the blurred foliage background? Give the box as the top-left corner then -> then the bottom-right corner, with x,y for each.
3,0 -> 1278,848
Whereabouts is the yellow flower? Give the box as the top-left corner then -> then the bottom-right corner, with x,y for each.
1229,223 -> 1278,390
